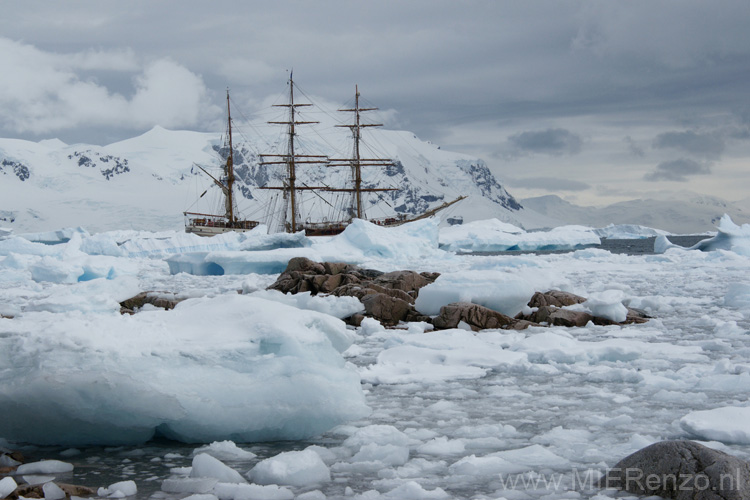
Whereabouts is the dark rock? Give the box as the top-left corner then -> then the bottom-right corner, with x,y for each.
285,257 -> 326,275
525,306 -> 594,327
600,440 -> 750,500
361,293 -> 413,326
372,270 -> 433,295
528,290 -> 587,308
626,307 -> 651,324
11,482 -> 97,499
119,292 -> 183,314
433,302 -> 516,331
268,259 -> 439,326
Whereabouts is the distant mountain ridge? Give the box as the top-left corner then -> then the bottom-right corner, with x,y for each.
522,194 -> 750,234
0,126 -> 529,233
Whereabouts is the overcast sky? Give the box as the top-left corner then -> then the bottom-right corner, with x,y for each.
2,0 -> 750,206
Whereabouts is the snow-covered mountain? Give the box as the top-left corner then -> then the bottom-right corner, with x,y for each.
522,193 -> 750,234
0,125 -> 534,234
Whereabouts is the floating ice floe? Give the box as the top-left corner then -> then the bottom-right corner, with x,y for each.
680,406 -> 750,444
654,214 -> 750,256
191,441 -> 257,461
247,449 -> 331,487
439,218 -> 600,252
0,295 -> 369,445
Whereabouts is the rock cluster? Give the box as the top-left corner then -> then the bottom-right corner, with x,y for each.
267,257 -> 438,326
118,259 -> 651,331
267,259 -> 650,330
600,440 -> 750,500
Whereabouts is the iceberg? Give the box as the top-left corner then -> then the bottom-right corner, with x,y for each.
439,219 -> 600,252
0,295 -> 369,446
654,214 -> 750,256
593,224 -> 669,239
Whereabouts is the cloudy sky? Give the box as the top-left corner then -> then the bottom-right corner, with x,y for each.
2,0 -> 749,206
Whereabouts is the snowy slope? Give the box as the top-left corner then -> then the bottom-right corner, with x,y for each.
0,124 -> 530,233
522,194 -> 750,234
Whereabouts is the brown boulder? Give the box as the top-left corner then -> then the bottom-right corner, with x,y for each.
433,302 -> 516,331
528,306 -> 594,327
528,290 -> 587,308
119,292 -> 183,314
361,293 -> 413,326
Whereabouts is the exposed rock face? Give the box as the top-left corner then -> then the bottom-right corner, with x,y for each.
119,292 -> 184,314
267,257 -> 438,326
600,440 -> 750,500
433,302 -> 517,331
528,290 -> 587,308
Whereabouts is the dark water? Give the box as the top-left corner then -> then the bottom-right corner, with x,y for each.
598,235 -> 709,255
463,235 -> 710,256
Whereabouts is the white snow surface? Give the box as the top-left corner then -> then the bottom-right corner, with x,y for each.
1,216 -> 750,499
439,219 -> 600,252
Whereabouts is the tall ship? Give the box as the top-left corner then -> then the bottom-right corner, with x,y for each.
185,77 -> 465,237
259,75 -> 465,236
184,90 -> 261,236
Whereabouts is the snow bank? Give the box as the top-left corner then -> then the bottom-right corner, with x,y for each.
320,218 -> 444,264
414,270 -> 537,317
0,295 -> 369,445
249,290 -> 364,322
655,214 -> 750,255
439,219 -> 599,252
680,407 -> 750,444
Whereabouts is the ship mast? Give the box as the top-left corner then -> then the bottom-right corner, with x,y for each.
329,85 -> 397,219
224,89 -> 236,225
260,74 -> 327,232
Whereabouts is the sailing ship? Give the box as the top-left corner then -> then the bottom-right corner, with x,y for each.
259,75 -> 465,236
184,77 -> 465,237
184,91 -> 261,237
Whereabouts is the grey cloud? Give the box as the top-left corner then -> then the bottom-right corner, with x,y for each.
644,158 -> 711,182
625,136 -> 645,157
507,128 -> 583,157
652,131 -> 725,159
508,177 -> 590,192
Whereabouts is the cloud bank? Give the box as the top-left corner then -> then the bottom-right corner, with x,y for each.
0,38 -> 219,136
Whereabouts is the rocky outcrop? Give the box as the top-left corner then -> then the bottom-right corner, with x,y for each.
517,290 -> 650,327
267,257 -> 438,326
8,482 -> 97,499
266,261 -> 653,330
599,440 -> 750,500
119,292 -> 184,314
432,302 -> 518,331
